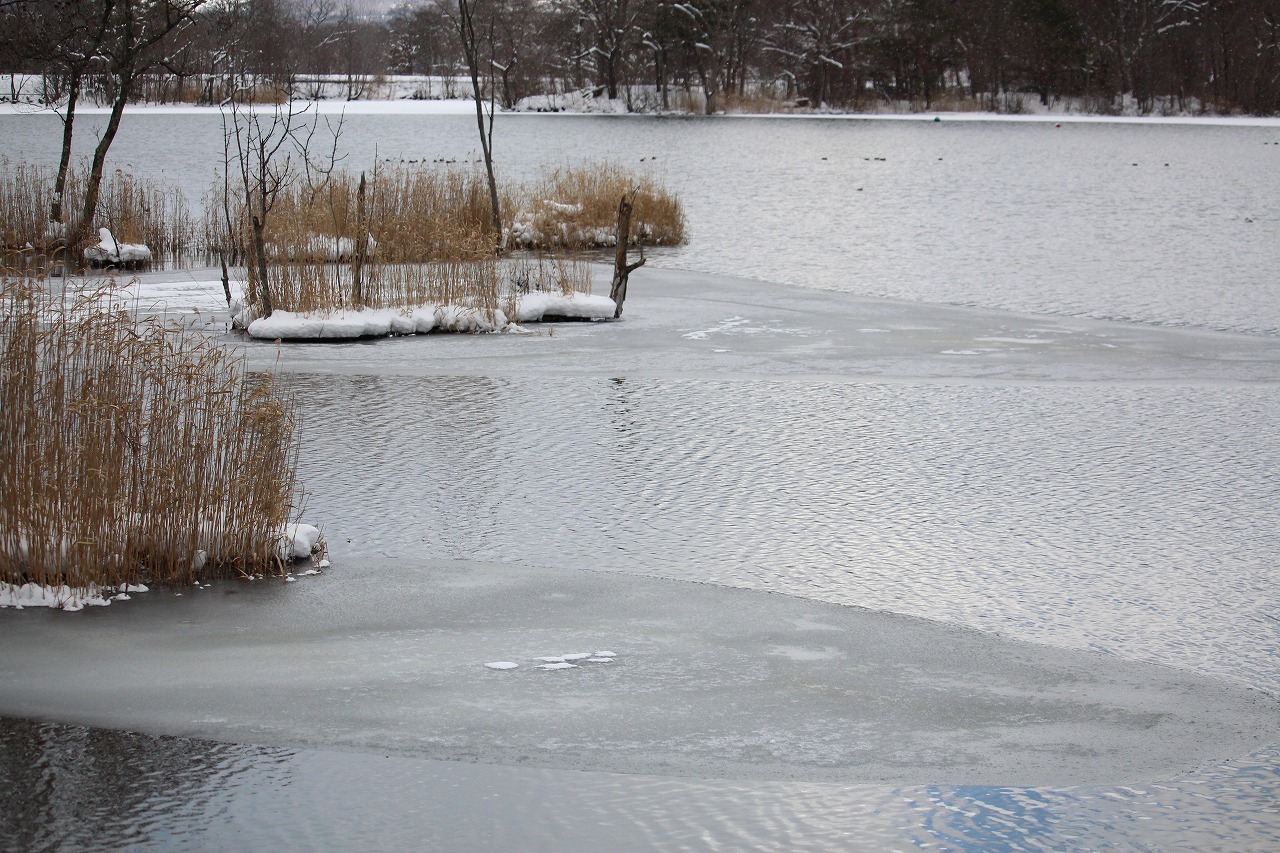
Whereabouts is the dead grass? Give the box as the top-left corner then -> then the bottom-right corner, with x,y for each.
0,274 -> 305,589
518,162 -> 685,250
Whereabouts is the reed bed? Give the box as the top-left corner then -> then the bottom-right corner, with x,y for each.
0,275 -> 305,591
238,165 -> 507,318
0,161 -> 53,259
231,161 -> 677,320
515,162 -> 685,250
505,254 -> 593,296
0,159 -> 199,270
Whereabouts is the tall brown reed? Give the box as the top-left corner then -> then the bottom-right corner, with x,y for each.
0,275 -> 305,591
239,165 -> 506,318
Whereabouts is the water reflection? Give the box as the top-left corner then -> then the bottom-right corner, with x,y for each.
3,718 -> 1276,850
0,717 -> 293,851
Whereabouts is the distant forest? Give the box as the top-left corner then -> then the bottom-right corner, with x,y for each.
3,1 -> 1279,115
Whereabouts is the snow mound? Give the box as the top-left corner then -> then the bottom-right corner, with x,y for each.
272,233 -> 377,262
242,305 -> 507,340
485,661 -> 519,670
516,292 -> 615,322
83,227 -> 152,268
276,523 -> 324,560
235,293 -> 614,340
512,90 -> 630,114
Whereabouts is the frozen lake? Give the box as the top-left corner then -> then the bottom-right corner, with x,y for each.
2,110 -> 1280,849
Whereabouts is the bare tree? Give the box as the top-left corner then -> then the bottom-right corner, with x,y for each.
456,0 -> 503,244
608,192 -> 645,318
63,0 -> 206,260
224,88 -> 344,318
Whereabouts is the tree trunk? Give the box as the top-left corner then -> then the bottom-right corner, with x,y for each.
219,251 -> 232,307
252,215 -> 273,318
608,194 -> 645,319
71,73 -> 133,259
50,76 -> 80,228
458,0 -> 503,244
352,171 -> 367,306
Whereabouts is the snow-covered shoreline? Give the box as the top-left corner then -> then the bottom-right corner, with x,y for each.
234,292 -> 616,340
4,96 -> 1280,127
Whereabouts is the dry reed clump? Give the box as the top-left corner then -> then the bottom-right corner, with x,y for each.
237,165 -> 508,319
0,275 -> 307,592
503,254 -> 593,296
513,163 -> 685,250
0,159 -> 198,270
232,162 -> 663,321
0,161 -> 53,258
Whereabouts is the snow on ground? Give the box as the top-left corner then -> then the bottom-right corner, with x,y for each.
71,273 -> 616,335
236,292 -> 615,340
242,305 -> 506,340
5,73 -> 1280,126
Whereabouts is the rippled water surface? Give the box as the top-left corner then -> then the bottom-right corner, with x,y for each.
4,111 -> 1280,332
297,375 -> 1280,688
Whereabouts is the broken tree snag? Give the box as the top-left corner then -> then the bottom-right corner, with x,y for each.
609,193 -> 646,319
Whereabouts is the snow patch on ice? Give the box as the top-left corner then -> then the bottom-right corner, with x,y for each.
0,582 -> 133,611
973,336 -> 1055,345
683,316 -> 813,340
538,662 -> 579,670
485,661 -> 519,670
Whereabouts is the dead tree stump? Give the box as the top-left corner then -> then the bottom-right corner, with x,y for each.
609,193 -> 646,319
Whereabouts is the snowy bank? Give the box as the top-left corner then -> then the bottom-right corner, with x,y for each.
235,292 -> 615,340
516,292 -> 616,322
1,524 -> 324,612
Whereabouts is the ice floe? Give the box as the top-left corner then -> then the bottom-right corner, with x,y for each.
485,650 -> 620,672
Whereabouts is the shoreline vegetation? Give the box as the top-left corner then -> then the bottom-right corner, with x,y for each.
0,276 -> 323,611
3,0 -> 1278,118
5,74 -> 1280,122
